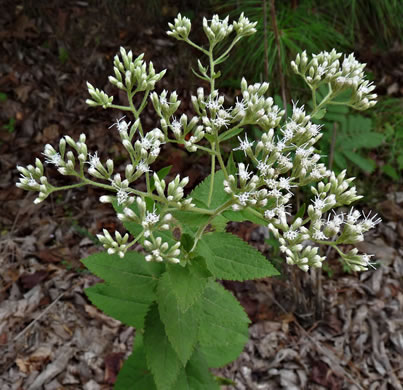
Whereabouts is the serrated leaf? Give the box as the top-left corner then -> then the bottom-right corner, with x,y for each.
115,333 -> 157,390
197,280 -> 250,367
223,208 -> 267,225
82,251 -> 163,290
343,150 -> 376,173
196,232 -> 279,281
210,214 -> 228,232
173,349 -> 220,389
144,304 -> 182,390
173,210 -> 210,227
85,282 -> 153,328
167,259 -> 210,312
190,170 -> 231,209
157,273 -> 200,365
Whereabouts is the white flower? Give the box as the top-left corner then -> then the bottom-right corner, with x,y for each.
88,152 -> 101,169
360,211 -> 381,230
284,229 -> 298,241
278,177 -> 294,192
234,97 -> 246,113
109,116 -> 131,134
311,196 -> 327,211
144,210 -> 160,225
347,208 -> 361,224
170,118 -> 182,135
137,160 -> 151,173
312,229 -> 328,241
44,153 -> 62,167
205,95 -> 223,111
235,192 -> 251,206
237,163 -> 252,181
276,140 -> 286,152
233,134 -> 254,156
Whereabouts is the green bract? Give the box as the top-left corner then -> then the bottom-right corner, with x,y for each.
17,12 -> 381,389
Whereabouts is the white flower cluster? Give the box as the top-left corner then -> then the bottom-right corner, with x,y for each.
264,169 -> 381,272
168,13 -> 256,45
167,13 -> 191,40
16,159 -> 52,204
291,50 -> 377,110
153,173 -> 194,209
143,237 -> 181,264
97,229 -> 129,258
16,12 -> 381,272
109,48 -> 166,92
87,47 -> 166,109
115,196 -> 172,238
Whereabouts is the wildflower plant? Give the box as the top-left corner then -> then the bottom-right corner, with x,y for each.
17,12 -> 381,389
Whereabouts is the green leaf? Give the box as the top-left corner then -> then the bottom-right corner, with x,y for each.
343,150 -> 376,173
293,203 -> 306,221
196,232 -> 279,281
226,151 -> 237,176
173,210 -> 210,227
173,349 -> 220,389
81,251 -> 163,291
210,214 -> 228,232
333,151 -> 348,170
197,280 -> 250,367
157,273 -> 200,365
167,259 -> 210,312
115,333 -> 157,390
144,304 -> 182,390
218,127 -> 243,142
190,170 -> 231,209
223,208 -> 267,225
382,164 -> 399,181
180,233 -> 194,252
313,108 -> 326,119
85,282 -> 154,328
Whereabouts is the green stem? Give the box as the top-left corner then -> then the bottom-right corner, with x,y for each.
184,38 -> 209,56
190,198 -> 235,253
209,46 -> 215,92
215,143 -> 229,179
145,172 -> 151,193
312,86 -> 317,109
50,182 -> 87,193
126,230 -> 145,250
207,144 -> 216,207
82,177 -> 115,191
110,104 -> 133,112
310,83 -> 334,118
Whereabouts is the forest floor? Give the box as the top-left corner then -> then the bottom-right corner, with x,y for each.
0,2 -> 402,389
